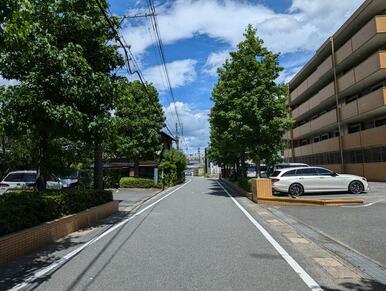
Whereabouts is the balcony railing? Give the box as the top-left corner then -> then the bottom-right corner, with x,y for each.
289,15 -> 386,106
341,87 -> 386,122
287,125 -> 386,159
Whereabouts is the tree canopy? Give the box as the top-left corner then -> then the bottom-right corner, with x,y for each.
109,80 -> 165,163
209,25 -> 292,177
0,0 -> 124,189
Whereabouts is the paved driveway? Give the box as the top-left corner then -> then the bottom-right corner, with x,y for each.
276,182 -> 386,204
272,182 -> 386,267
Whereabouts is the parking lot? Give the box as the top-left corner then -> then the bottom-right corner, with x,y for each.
277,182 -> 386,204
271,182 -> 386,267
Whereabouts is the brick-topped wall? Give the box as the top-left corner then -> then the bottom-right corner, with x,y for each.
0,200 -> 119,265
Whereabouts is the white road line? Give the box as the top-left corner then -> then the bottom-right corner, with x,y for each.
341,199 -> 386,208
9,180 -> 192,291
217,181 -> 322,291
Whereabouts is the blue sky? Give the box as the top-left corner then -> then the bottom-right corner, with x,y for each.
108,0 -> 364,153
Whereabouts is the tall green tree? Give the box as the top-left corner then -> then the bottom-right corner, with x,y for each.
109,80 -> 165,175
0,0 -> 124,189
210,25 -> 292,178
159,149 -> 187,186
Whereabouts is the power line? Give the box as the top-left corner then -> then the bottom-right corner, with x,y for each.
146,0 -> 183,137
144,15 -> 179,131
93,0 -> 176,140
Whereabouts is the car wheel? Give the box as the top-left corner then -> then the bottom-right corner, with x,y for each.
289,183 -> 304,198
349,181 -> 364,194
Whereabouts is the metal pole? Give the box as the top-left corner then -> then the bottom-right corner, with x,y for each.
330,37 -> 345,173
175,123 -> 179,151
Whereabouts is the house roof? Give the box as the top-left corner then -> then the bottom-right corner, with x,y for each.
161,129 -> 177,142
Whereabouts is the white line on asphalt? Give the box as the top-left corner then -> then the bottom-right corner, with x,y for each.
217,181 -> 323,291
341,199 -> 386,208
9,180 -> 192,291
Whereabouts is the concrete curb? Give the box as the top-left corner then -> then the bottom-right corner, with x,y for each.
220,178 -> 364,206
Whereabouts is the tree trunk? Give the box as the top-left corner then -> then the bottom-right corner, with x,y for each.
1,134 -> 5,156
240,156 -> 247,179
94,141 -> 104,190
36,132 -> 49,191
254,159 -> 261,178
134,160 -> 139,178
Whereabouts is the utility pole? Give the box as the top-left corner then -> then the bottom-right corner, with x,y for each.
204,147 -> 208,174
175,123 -> 180,151
198,147 -> 201,164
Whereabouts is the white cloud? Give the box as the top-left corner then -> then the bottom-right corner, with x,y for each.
122,0 -> 364,56
277,67 -> 302,84
143,59 -> 197,89
203,50 -> 230,76
0,76 -> 18,86
164,102 -> 209,151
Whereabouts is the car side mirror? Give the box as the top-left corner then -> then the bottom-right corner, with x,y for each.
331,172 -> 338,177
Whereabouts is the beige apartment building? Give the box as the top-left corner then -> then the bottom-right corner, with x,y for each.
284,0 -> 386,181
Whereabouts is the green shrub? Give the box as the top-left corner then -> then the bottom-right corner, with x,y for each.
0,189 -> 112,236
238,178 -> 252,192
119,177 -> 156,188
159,149 -> 187,187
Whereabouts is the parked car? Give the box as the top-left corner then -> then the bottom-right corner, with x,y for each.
267,163 -> 309,177
247,164 -> 267,178
60,171 -> 80,189
0,170 -> 63,194
270,167 -> 369,197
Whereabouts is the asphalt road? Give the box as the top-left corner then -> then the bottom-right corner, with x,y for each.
14,177 -> 315,291
273,181 -> 386,268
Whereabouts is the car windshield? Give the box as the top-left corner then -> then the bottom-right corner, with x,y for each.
4,173 -> 25,182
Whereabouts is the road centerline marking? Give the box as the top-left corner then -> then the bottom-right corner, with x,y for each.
9,179 -> 192,291
217,180 -> 322,291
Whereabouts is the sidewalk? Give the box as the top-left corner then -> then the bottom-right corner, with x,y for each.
0,188 -> 164,290
113,188 -> 163,211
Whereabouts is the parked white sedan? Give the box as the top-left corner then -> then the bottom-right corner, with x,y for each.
270,167 -> 369,197
0,170 -> 63,194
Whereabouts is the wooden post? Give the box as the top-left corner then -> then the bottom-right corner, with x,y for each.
251,178 -> 273,203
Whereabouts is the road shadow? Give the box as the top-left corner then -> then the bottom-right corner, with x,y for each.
204,180 -> 246,198
322,278 -> 386,290
205,186 -> 245,198
273,191 -> 362,198
0,235 -> 84,289
64,205 -> 155,291
0,208 -> 137,290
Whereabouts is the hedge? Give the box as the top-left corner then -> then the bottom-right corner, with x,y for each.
0,189 -> 112,236
119,177 -> 157,188
238,178 -> 252,192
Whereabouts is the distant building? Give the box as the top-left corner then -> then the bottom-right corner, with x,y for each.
102,130 -> 177,182
284,0 -> 386,181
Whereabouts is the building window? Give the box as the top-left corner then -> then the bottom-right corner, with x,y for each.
363,121 -> 375,130
375,117 -> 386,127
348,123 -> 361,134
301,139 -> 309,146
